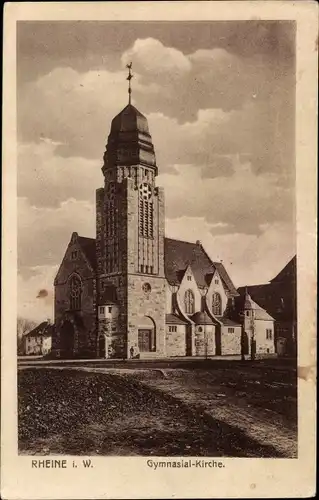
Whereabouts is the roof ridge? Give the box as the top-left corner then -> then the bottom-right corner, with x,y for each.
200,244 -> 214,266
78,235 -> 96,242
238,283 -> 270,290
164,237 -> 198,245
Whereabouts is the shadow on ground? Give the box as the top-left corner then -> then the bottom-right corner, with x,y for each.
18,368 -> 291,457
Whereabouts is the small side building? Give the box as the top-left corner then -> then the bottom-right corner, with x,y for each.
24,321 -> 54,356
237,256 -> 297,357
231,291 -> 276,358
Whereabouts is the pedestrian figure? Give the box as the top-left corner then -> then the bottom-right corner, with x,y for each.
130,346 -> 134,359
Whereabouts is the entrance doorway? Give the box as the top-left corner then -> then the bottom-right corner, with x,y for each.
138,329 -> 153,352
137,316 -> 156,353
60,320 -> 75,358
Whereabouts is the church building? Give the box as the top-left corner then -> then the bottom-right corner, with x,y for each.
52,70 -> 274,359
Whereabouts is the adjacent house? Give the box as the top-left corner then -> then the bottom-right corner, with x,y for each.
24,321 -> 54,356
237,256 -> 297,356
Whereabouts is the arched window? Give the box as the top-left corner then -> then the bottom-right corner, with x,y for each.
139,183 -> 153,238
212,292 -> 222,316
69,275 -> 82,311
184,289 -> 195,315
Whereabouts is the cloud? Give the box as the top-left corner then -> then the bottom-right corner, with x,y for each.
18,38 -> 294,188
158,159 -> 294,235
122,38 -> 192,76
18,139 -> 101,207
165,216 -> 296,287
18,67 -> 129,159
18,265 -> 57,322
18,197 -> 95,272
16,31 -> 296,316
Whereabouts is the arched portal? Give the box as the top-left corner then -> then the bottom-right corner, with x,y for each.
60,320 -> 75,358
138,316 -> 156,353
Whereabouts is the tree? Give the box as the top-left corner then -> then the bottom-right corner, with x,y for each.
17,317 -> 37,355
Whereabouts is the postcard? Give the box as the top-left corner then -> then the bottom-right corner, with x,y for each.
1,1 -> 317,498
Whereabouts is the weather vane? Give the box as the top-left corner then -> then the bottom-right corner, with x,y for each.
126,62 -> 133,105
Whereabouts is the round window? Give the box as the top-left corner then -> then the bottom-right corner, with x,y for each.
142,283 -> 152,294
198,326 -> 203,332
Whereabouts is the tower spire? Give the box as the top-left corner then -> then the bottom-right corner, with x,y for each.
126,62 -> 133,105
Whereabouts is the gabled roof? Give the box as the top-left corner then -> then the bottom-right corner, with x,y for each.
254,307 -> 275,321
164,237 -> 238,295
164,238 -> 215,288
26,321 -> 54,338
213,262 -> 239,296
234,292 -> 275,321
78,236 -> 96,270
62,234 -> 238,298
270,256 -> 296,284
237,281 -> 296,322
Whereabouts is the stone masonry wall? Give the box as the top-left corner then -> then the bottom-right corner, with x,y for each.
97,275 -> 128,358
255,319 -> 275,354
165,326 -> 186,357
221,326 -> 241,355
194,325 -> 215,356
54,236 -> 97,357
127,274 -> 166,358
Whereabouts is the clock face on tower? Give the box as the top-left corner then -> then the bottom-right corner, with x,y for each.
139,182 -> 152,200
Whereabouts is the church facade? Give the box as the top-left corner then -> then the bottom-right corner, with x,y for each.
52,102 -> 275,359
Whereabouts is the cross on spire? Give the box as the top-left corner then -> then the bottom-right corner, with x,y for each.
126,62 -> 133,105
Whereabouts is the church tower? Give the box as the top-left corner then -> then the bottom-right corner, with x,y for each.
96,65 -> 166,359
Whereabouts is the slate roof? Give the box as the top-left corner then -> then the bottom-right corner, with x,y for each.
213,262 -> 239,296
237,282 -> 296,323
74,235 -> 238,297
26,321 -> 54,338
191,311 -> 214,325
164,238 -> 238,295
238,257 -> 296,322
78,236 -> 96,270
165,314 -> 188,325
270,256 -> 296,284
164,238 -> 214,288
234,292 -> 275,321
110,104 -> 150,135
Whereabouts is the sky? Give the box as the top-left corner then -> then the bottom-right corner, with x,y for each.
17,21 -> 296,322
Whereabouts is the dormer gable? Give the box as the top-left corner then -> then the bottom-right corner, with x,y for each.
180,264 -> 197,288
207,269 -> 225,294
206,268 -> 228,317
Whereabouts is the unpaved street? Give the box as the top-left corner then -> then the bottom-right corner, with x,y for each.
18,363 -> 296,457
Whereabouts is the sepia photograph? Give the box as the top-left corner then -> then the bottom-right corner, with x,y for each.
16,19 -> 298,459
1,2 -> 317,499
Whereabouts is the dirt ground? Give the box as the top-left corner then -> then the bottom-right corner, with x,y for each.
18,362 -> 297,458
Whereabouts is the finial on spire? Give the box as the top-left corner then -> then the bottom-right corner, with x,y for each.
126,62 -> 133,105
